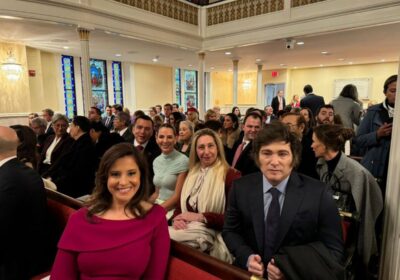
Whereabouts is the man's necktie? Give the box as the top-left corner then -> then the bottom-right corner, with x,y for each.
232,142 -> 245,168
136,145 -> 144,152
264,188 -> 281,263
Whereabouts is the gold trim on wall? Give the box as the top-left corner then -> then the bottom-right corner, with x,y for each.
113,0 -> 198,25
207,0 -> 284,26
291,0 -> 326,8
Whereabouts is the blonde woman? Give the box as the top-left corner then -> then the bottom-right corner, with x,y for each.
169,129 -> 241,262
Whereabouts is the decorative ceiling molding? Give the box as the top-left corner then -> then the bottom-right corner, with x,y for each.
292,0 -> 326,8
207,0 -> 284,26
113,0 -> 199,25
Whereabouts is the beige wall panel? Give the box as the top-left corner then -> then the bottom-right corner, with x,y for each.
210,72 -> 233,106
238,71 -> 257,105
289,62 -> 398,104
40,51 -> 63,112
133,63 -> 173,110
0,43 -> 30,113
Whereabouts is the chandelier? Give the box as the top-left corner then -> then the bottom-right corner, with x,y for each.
1,50 -> 23,80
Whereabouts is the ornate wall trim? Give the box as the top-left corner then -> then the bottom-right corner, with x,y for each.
113,0 -> 199,25
207,0 -> 284,26
291,0 -> 326,8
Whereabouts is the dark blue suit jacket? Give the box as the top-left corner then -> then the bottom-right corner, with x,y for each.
0,159 -> 50,279
223,171 -> 343,269
300,93 -> 325,116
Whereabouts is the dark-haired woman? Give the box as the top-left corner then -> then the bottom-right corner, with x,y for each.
312,124 -> 383,268
51,143 -> 170,279
331,84 -> 362,129
221,113 -> 241,149
10,125 -> 39,169
152,124 -> 188,219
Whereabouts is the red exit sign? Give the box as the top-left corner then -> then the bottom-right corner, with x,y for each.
271,71 -> 279,77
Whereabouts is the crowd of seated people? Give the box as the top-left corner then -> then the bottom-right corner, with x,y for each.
1,74 -> 396,279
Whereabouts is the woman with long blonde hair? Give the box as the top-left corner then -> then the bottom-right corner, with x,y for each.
169,129 -> 240,262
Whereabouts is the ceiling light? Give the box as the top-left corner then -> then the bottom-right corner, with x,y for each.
293,66 -> 298,69
225,52 -> 231,55
115,54 -> 122,57
152,56 -> 159,63
228,69 -> 232,72
280,64 -> 286,67
348,62 -> 353,65
296,41 -> 304,45
338,58 -> 345,61
255,58 -> 261,62
210,67 -> 215,70
188,64 -> 192,67
0,15 -> 23,20
63,46 -> 69,50
321,51 -> 329,55
1,49 -> 23,81
319,64 -> 324,67
380,59 -> 386,62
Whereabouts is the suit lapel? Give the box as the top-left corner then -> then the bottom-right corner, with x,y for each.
275,172 -> 305,251
249,173 -> 265,254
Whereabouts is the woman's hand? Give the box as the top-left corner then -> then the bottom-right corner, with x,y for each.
175,212 -> 205,223
172,212 -> 205,230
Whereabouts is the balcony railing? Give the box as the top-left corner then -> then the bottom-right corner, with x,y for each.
291,0 -> 326,7
113,0 -> 199,25
207,0 -> 284,26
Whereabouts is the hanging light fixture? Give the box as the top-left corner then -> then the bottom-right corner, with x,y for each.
1,50 -> 23,80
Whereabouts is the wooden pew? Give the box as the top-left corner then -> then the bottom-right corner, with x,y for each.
32,189 -> 252,280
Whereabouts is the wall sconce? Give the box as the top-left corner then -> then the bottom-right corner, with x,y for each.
1,50 -> 23,81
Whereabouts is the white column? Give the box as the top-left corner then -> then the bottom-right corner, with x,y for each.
77,27 -> 92,116
380,61 -> 400,280
257,63 -> 263,107
198,52 -> 205,119
233,59 -> 239,107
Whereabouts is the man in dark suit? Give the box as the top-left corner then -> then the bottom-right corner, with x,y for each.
271,90 -> 286,116
102,105 -> 115,131
223,122 -> 343,279
0,126 -> 50,279
42,108 -> 54,136
132,115 -> 161,193
300,84 -> 325,116
228,112 -> 262,176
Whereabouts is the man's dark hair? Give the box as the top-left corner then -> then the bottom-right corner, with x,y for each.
116,112 -> 131,127
172,103 -> 179,108
164,103 -> 173,110
243,111 -> 263,124
315,104 -> 334,116
90,120 -> 108,133
303,84 -> 313,94
43,108 -> 54,117
134,115 -> 154,127
90,106 -> 102,116
204,120 -> 222,133
112,104 -> 123,112
72,116 -> 91,133
253,122 -> 302,169
383,75 -> 398,93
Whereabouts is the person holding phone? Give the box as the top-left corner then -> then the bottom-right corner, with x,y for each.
355,74 -> 397,195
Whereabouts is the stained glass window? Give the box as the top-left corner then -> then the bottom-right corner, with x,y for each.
184,70 -> 198,111
112,61 -> 123,106
61,55 -> 77,120
90,59 -> 108,113
175,68 -> 181,106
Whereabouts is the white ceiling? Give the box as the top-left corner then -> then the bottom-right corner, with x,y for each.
0,17 -> 399,72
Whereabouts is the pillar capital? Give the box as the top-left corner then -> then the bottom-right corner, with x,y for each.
257,64 -> 263,71
77,28 -> 90,40
198,52 -> 206,60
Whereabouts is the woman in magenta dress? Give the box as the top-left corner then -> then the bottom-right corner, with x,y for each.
51,143 -> 170,279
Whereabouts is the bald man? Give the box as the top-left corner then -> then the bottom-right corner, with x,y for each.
0,126 -> 50,279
